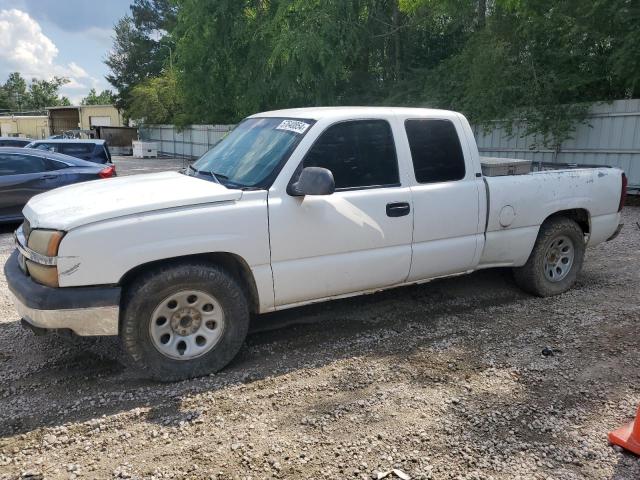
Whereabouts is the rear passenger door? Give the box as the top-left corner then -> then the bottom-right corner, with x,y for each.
268,119 -> 414,306
402,118 -> 484,281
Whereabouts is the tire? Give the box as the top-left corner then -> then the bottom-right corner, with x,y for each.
513,217 -> 586,297
120,261 -> 250,381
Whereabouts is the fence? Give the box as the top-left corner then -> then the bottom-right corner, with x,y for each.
140,99 -> 640,191
474,99 -> 640,191
138,124 -> 234,160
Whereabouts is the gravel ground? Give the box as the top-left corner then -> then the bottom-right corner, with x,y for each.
0,160 -> 639,479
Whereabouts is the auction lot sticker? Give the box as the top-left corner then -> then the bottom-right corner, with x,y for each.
276,120 -> 310,134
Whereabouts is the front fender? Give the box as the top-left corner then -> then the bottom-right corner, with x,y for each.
57,193 -> 270,289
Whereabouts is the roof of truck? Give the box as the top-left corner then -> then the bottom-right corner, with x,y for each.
249,106 -> 459,121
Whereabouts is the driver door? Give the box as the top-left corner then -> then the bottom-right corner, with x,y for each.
268,119 -> 413,307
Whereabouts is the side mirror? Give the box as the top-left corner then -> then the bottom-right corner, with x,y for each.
288,167 -> 335,196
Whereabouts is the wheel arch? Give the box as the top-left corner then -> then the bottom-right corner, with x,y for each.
542,208 -> 590,235
118,252 -> 261,316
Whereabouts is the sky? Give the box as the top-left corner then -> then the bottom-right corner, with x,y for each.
0,0 -> 132,104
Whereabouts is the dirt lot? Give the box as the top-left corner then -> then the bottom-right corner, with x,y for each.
0,158 -> 639,479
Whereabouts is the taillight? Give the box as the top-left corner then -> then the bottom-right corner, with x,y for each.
619,173 -> 627,212
98,164 -> 116,178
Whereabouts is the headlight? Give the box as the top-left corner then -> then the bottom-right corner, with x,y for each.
25,229 -> 65,287
27,229 -> 64,257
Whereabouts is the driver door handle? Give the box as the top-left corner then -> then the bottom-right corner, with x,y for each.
386,202 -> 410,217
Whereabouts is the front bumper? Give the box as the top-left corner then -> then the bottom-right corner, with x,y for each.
4,251 -> 121,336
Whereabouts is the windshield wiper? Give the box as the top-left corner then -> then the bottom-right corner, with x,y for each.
185,165 -> 235,186
210,170 -> 229,183
186,165 -> 221,182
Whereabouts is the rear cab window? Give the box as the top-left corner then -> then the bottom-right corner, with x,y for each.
301,119 -> 399,190
404,119 -> 466,183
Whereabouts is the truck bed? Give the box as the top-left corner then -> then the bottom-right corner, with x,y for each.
481,155 -> 613,176
478,165 -> 623,269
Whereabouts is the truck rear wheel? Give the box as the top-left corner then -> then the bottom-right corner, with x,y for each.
120,262 -> 250,381
513,217 -> 586,297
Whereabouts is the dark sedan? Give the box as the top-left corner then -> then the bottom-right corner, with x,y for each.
0,147 -> 116,224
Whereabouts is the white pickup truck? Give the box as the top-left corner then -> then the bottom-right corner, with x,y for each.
6,107 -> 626,380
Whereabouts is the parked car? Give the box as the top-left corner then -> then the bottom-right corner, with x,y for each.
0,137 -> 32,147
0,147 -> 116,223
5,107 -> 626,381
25,139 -> 112,164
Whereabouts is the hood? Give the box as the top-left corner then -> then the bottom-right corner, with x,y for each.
24,171 -> 243,230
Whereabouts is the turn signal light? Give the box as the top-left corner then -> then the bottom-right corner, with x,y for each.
99,164 -> 116,178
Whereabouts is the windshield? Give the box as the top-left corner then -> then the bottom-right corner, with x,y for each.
190,117 -> 313,188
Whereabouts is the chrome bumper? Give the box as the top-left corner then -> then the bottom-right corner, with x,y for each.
5,250 -> 121,337
10,291 -> 119,336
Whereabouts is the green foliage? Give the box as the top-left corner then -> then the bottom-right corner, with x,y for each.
105,0 -> 177,112
173,0 -> 464,123
128,69 -> 184,124
0,72 -> 28,111
81,88 -> 117,105
108,0 -> 640,142
422,0 -> 640,145
0,73 -> 69,112
26,77 -> 70,110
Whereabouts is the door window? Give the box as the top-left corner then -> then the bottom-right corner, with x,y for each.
302,120 -> 399,190
0,154 -> 48,176
405,119 -> 466,183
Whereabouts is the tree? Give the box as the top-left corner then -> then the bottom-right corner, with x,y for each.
128,69 -> 184,124
111,0 -> 640,140
105,0 -> 177,112
2,72 -> 28,111
173,0 -> 452,123
25,77 -> 70,110
0,73 -> 70,111
81,88 -> 117,105
420,0 -> 640,146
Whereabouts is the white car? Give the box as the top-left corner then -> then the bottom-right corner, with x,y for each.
5,107 -> 626,381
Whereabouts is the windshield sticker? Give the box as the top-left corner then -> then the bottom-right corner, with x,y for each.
275,120 -> 310,134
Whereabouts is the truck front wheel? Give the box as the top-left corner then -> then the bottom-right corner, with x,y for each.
120,262 -> 250,381
513,217 -> 586,297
